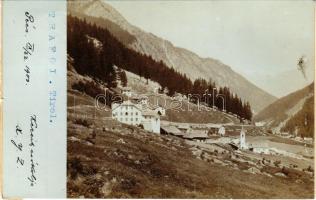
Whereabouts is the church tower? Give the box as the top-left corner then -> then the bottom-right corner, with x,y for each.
240,126 -> 247,149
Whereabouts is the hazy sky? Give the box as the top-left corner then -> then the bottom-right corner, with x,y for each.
107,0 -> 314,97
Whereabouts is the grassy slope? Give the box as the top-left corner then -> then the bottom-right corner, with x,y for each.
125,70 -> 241,124
67,64 -> 313,198
67,89 -> 313,198
148,95 -> 240,124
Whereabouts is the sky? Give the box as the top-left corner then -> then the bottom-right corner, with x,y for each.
107,0 -> 314,97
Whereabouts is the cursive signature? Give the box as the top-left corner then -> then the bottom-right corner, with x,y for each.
27,115 -> 38,186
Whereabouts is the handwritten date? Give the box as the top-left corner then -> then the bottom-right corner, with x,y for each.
25,12 -> 35,33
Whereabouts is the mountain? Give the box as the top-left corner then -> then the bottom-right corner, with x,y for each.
68,15 -> 253,120
68,0 -> 276,112
254,83 -> 314,137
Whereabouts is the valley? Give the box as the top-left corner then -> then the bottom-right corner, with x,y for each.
66,0 -> 314,198
67,65 -> 314,198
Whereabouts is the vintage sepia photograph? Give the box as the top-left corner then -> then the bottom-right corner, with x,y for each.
66,0 -> 314,198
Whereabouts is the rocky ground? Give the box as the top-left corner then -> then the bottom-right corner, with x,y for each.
67,89 -> 314,198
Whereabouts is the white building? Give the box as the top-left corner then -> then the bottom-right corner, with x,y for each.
111,100 -> 142,126
120,87 -> 132,97
173,92 -> 184,101
252,147 -> 270,154
163,87 -> 169,94
142,109 -> 160,134
131,95 -> 148,106
304,137 -> 313,142
255,122 -> 265,127
240,127 -> 247,149
218,126 -> 225,136
154,87 -> 160,94
112,100 -> 160,134
153,106 -> 166,116
139,96 -> 149,105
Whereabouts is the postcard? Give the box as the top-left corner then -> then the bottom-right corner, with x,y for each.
1,0 -> 315,199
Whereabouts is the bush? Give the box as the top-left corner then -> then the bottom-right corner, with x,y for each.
68,157 -> 83,179
274,160 -> 281,167
306,165 -> 313,172
74,118 -> 92,128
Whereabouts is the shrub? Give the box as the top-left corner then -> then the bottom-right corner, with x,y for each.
74,118 -> 92,128
68,157 -> 83,179
306,165 -> 313,172
274,160 -> 281,167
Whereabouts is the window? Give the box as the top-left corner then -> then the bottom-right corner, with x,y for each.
136,118 -> 138,121
131,118 -> 133,121
125,112 -> 128,116
136,112 -> 138,116
131,112 -> 133,116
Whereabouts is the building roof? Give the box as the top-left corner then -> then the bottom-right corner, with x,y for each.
131,95 -> 141,100
184,129 -> 208,139
112,100 -> 142,111
206,124 -> 223,129
183,133 -> 208,139
161,126 -> 183,136
120,100 -> 138,106
142,109 -> 160,118
139,95 -> 148,99
187,129 -> 207,134
147,104 -> 165,110
177,124 -> 190,129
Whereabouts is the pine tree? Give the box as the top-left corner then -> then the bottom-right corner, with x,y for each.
120,71 -> 127,87
67,15 -> 253,121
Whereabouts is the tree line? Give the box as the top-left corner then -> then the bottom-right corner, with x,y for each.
67,15 -> 252,120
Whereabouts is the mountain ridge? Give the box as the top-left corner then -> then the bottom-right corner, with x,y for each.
254,82 -> 314,137
68,0 -> 277,112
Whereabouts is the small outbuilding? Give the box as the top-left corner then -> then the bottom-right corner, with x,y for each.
218,126 -> 225,136
120,87 -> 132,97
184,129 -> 208,142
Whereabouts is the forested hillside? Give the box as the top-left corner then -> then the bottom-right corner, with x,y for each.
67,15 -> 252,120
68,0 -> 277,112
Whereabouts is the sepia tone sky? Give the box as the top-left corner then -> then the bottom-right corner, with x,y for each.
107,0 -> 314,97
